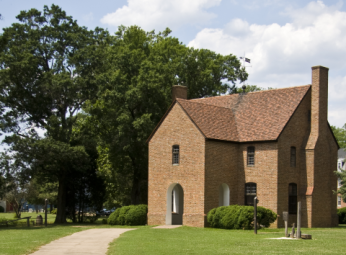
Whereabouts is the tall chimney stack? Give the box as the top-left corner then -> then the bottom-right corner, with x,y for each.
309,65 -> 329,142
172,85 -> 188,102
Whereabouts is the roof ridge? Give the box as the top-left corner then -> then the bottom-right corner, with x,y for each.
176,98 -> 231,110
189,84 -> 311,101
245,84 -> 311,95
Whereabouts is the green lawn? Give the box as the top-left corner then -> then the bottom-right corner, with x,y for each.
108,226 -> 346,254
0,225 -> 89,255
0,212 -> 57,224
1,221 -> 346,255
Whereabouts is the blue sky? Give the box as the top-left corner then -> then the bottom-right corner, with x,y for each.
1,0 -> 346,128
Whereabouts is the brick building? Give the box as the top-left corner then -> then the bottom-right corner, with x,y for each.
337,148 -> 346,208
147,66 -> 339,228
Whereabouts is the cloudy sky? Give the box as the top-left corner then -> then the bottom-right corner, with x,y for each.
1,0 -> 345,127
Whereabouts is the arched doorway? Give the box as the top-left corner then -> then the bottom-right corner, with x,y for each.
219,183 -> 230,206
166,183 -> 184,225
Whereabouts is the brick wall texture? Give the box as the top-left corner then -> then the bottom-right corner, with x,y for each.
148,66 -> 338,228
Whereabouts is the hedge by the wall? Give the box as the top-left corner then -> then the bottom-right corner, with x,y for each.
0,206 -> 4,213
207,205 -> 277,229
108,204 -> 148,226
337,207 -> 346,224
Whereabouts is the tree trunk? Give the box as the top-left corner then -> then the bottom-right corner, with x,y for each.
130,172 -> 141,205
55,176 -> 67,224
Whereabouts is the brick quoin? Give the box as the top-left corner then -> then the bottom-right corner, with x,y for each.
147,66 -> 338,228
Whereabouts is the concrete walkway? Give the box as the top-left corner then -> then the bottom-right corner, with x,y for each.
30,228 -> 135,255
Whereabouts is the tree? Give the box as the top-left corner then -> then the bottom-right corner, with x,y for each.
0,5 -> 109,223
235,85 -> 275,93
331,124 -> 346,149
85,25 -> 248,205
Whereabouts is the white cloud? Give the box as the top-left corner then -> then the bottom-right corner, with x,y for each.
100,0 -> 221,31
188,1 -> 346,127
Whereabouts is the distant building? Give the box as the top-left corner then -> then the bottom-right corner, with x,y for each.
337,148 -> 346,208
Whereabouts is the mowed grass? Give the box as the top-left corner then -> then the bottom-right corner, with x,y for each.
0,225 -> 88,255
108,225 -> 346,254
0,212 -> 57,224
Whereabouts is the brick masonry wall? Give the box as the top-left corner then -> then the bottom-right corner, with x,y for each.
148,102 -> 206,227
238,142 -> 279,227
204,140 -> 238,220
277,89 -> 311,228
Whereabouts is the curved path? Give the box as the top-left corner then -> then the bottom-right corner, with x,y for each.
30,228 -> 135,255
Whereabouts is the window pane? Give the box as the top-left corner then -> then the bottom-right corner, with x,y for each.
172,145 -> 179,164
247,147 -> 255,166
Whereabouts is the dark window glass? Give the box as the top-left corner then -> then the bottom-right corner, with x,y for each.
172,145 -> 179,165
289,183 -> 297,214
247,146 -> 255,166
245,183 -> 256,206
290,147 -> 296,167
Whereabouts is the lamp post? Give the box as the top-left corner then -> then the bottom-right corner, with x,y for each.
254,196 -> 257,234
45,199 -> 48,227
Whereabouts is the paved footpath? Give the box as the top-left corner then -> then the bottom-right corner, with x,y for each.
30,228 -> 135,255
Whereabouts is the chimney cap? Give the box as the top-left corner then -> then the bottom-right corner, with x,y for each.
311,65 -> 329,70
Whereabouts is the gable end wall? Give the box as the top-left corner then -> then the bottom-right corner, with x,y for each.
148,103 -> 206,227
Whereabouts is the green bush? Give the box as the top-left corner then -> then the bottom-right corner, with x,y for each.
51,209 -> 57,214
102,218 -> 107,224
108,205 -> 148,226
337,207 -> 346,224
207,205 -> 277,230
257,206 -> 277,228
0,206 -> 4,213
108,208 -> 121,225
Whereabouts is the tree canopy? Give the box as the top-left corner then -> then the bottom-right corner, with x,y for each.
0,5 -> 248,221
0,5 -> 109,223
331,124 -> 346,149
84,25 -> 247,205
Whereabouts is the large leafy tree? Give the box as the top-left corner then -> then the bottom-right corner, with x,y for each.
333,124 -> 346,202
85,26 -> 248,205
331,124 -> 346,149
0,5 -> 109,223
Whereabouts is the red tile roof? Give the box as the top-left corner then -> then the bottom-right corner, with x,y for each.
177,85 -> 311,142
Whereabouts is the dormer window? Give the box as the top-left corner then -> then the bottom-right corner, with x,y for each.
290,147 -> 296,167
172,145 -> 179,165
247,146 -> 255,166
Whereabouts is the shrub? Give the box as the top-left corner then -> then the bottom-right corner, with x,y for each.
102,218 -> 107,224
207,205 -> 277,230
0,206 -> 4,213
108,205 -> 148,226
108,208 -> 121,225
125,204 -> 147,225
337,207 -> 346,224
257,206 -> 277,228
51,209 -> 57,214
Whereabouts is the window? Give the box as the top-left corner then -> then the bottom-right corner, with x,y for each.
290,147 -> 296,167
289,183 -> 297,214
338,196 -> 342,206
245,183 -> 256,206
172,145 -> 179,165
247,146 -> 255,166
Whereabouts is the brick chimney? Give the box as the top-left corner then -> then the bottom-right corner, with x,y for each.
305,66 -> 329,227
172,85 -> 187,102
306,65 -> 329,149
